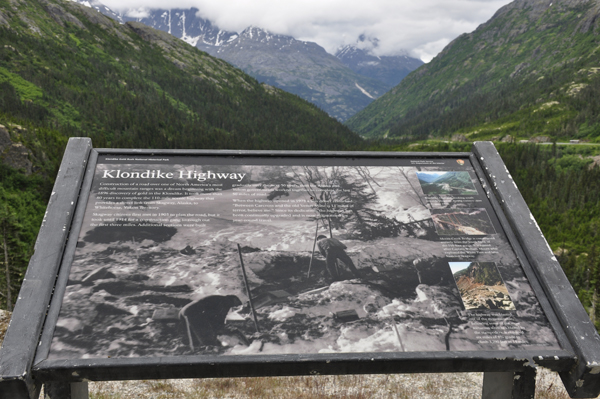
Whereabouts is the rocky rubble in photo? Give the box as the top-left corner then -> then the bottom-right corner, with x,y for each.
457,282 -> 516,311
49,230 -> 471,358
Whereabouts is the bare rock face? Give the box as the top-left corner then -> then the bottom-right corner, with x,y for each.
39,0 -> 86,29
0,310 -> 10,346
588,155 -> 600,170
0,125 -> 11,149
531,136 -> 551,143
0,10 -> 9,27
459,284 -> 516,310
492,0 -> 592,24
0,125 -> 32,174
126,21 -> 179,52
451,134 -> 468,142
64,1 -> 133,43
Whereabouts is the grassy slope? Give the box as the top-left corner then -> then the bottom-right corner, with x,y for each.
348,0 -> 600,143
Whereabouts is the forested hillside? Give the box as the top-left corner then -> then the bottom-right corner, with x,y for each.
0,0 -> 361,150
348,0 -> 600,143
0,0 -> 599,335
499,144 -> 600,325
0,0 -> 362,310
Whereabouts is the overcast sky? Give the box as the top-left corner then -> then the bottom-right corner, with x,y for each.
102,0 -> 512,62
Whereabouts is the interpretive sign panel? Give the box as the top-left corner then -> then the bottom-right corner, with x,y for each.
5,141 -> 600,399
47,154 -> 561,360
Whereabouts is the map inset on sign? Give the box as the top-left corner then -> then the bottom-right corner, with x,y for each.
416,171 -> 477,195
450,262 -> 515,311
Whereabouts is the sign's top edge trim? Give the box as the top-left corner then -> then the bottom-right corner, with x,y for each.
93,149 -> 474,158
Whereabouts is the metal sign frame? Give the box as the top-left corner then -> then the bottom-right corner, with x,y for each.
1,138 -> 599,399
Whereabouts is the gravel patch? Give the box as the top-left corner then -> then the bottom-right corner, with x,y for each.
82,370 -> 572,399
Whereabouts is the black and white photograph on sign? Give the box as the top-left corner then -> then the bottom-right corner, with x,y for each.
48,162 -> 561,361
431,209 -> 496,236
416,171 -> 477,195
449,262 -> 515,311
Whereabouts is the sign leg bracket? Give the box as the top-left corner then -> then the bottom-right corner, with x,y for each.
482,368 -> 536,399
44,381 -> 89,399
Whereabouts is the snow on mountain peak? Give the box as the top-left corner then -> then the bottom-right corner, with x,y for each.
355,83 -> 375,99
241,26 -> 273,40
336,45 -> 354,57
241,26 -> 263,39
182,35 -> 201,47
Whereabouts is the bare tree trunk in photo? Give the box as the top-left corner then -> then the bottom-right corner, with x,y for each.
237,244 -> 260,333
307,220 -> 319,279
3,226 -> 11,312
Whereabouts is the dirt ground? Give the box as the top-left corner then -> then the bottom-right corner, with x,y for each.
80,370 -> 574,399
0,310 -> 582,398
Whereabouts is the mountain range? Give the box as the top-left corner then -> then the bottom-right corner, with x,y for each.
95,5 -> 423,121
347,0 -> 600,143
75,0 -> 600,143
335,39 -> 423,88
0,0 -> 363,152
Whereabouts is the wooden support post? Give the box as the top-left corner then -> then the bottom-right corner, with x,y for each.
482,368 -> 536,399
0,138 -> 92,399
44,382 -> 89,399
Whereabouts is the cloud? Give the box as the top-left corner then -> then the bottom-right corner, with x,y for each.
102,0 -> 512,62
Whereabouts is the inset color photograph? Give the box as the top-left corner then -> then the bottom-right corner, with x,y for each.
416,171 -> 477,195
431,209 -> 496,236
450,262 -> 515,311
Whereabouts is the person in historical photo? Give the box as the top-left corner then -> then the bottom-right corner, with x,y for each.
179,295 -> 246,349
316,235 -> 361,281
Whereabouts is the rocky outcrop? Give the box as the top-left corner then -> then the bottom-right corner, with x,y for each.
0,124 -> 32,174
126,21 -> 179,51
0,10 -> 9,27
455,269 -> 516,311
451,134 -> 468,142
0,310 -> 10,346
39,0 -> 86,29
64,1 -> 133,43
589,155 -> 600,169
